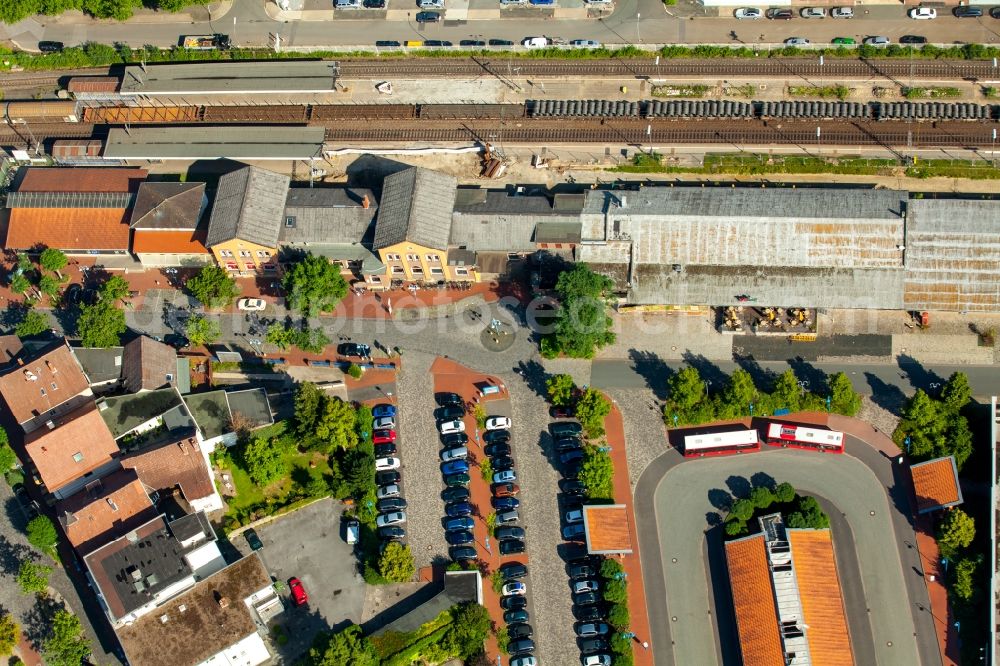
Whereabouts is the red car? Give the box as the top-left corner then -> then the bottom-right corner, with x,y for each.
373,429 -> 396,444
289,577 -> 308,606
550,405 -> 575,418
492,482 -> 520,498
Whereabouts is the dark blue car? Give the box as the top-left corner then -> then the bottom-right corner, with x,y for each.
372,404 -> 396,418
441,460 -> 470,476
492,496 -> 520,511
445,502 -> 473,517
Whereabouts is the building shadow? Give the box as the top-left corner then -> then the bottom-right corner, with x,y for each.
627,349 -> 671,400
896,354 -> 945,396
343,155 -> 417,189
863,372 -> 907,414
705,524 -> 742,666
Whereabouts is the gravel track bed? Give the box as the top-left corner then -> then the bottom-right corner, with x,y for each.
507,378 -> 580,666
395,352 -> 449,570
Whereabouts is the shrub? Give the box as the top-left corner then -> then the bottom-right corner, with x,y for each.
603,578 -> 627,604
0,612 -> 18,657
26,515 -> 58,559
346,364 -> 364,380
546,374 -> 576,406
240,437 -> 288,485
378,542 -> 415,583
16,561 -> 51,596
576,388 -> 611,439
579,445 -> 615,501
608,601 -> 631,629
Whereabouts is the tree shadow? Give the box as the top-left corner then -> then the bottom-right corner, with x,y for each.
22,594 -> 65,650
0,301 -> 31,330
725,475 -> 751,500
513,359 -> 549,401
750,472 -> 776,490
680,352 -> 729,394
50,302 -> 79,337
786,356 -> 830,394
707,488 -> 733,512
162,302 -> 191,335
733,355 -> 777,392
626,349 -> 671,400
706,512 -> 723,527
896,354 -> 945,396
0,531 -> 37,576
864,372 -> 907,414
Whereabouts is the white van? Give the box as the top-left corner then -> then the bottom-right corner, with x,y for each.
522,37 -> 550,49
345,518 -> 360,545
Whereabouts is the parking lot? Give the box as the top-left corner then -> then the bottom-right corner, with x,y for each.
232,498 -> 366,660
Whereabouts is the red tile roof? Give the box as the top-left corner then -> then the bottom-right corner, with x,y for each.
16,167 -> 147,194
6,208 -> 131,252
132,229 -> 209,255
788,530 -> 855,666
0,343 -> 90,425
582,504 -> 633,554
725,535 -> 784,666
56,468 -> 157,555
121,431 -> 214,504
24,403 -> 119,493
911,456 -> 963,513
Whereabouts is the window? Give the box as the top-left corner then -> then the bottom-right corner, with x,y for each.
244,263 -> 256,271
386,253 -> 400,261
225,262 -> 239,270
406,254 -> 418,261
425,254 -> 440,262
507,253 -> 521,259
166,374 -> 174,382
454,267 -> 469,276
256,250 -> 271,258
239,250 -> 252,258
72,452 -> 84,463
285,216 -> 296,228
411,266 -> 423,274
391,266 -> 405,274
39,388 -> 46,396
430,267 -> 444,275
219,250 -> 233,258
51,383 -> 57,390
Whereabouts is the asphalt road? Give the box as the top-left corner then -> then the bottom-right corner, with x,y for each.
591,358 -> 1000,400
635,444 -> 937,666
5,0 -> 1000,50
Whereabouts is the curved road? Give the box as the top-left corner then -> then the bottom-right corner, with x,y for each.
635,438 -> 940,666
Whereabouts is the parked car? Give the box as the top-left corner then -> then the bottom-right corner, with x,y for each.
569,563 -> 597,579
555,437 -> 581,453
831,6 -> 853,17
244,528 -> 263,551
573,579 -> 599,594
441,460 -> 470,476
460,39 -> 487,46
575,605 -> 605,622
832,37 -> 856,45
373,429 -> 396,444
522,36 -> 549,48
489,38 -> 515,45
500,595 -> 527,610
954,5 -> 982,17
560,478 -> 586,495
550,421 -> 582,437
508,639 -> 535,655
442,487 -> 470,502
374,443 -> 396,458
436,405 -> 465,420
376,470 -> 400,486
563,523 -> 586,540
441,432 -> 469,446
500,562 -> 528,580
237,298 -> 266,311
497,526 -> 525,540
504,609 -> 530,624
444,473 -> 471,487
446,530 -> 475,545
376,511 -> 406,527
496,510 -> 520,524
336,0 -> 362,6
483,429 -> 510,443
575,622 -> 610,637
573,590 -> 599,606
377,497 -> 407,512
373,416 -> 395,430
378,525 -> 406,540
560,449 -> 584,465
766,7 -> 793,18
450,546 -> 477,561
570,39 -> 601,48
908,6 -> 936,19
338,342 -> 371,357
372,404 -> 397,418
444,516 -> 475,531
492,496 -> 520,511
992,6 -> 1000,17
485,442 -> 511,457
445,502 -> 473,517
863,35 -> 890,46
491,456 -> 515,472
415,10 -> 441,21
375,39 -> 400,46
733,7 -> 762,19
579,639 -> 610,655
502,581 -> 527,596
900,35 -> 928,44
565,509 -> 584,524
38,41 -> 64,53
418,0 -> 444,7
493,482 -> 520,497
441,446 -> 469,462
799,7 -> 825,18
364,0 -> 386,7
785,37 -> 810,46
289,577 -> 308,606
345,519 -> 360,545
499,539 -> 525,555
436,392 -> 464,406
485,416 -> 512,431
493,470 -> 517,484
377,483 -> 401,499
375,457 -> 400,471
439,419 -> 466,435
511,658 -> 538,666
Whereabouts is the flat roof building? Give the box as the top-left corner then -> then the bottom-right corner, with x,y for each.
582,504 -> 633,555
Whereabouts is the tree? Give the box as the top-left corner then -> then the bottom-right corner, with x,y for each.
99,275 -> 131,304
725,519 -> 747,537
15,308 -> 49,338
308,625 -> 378,666
17,560 -> 52,596
77,301 -> 126,347
749,486 -> 775,509
448,602 -> 491,660
341,448 -> 375,498
185,265 -> 239,309
603,578 -> 627,604
770,370 -> 802,413
377,541 -> 415,582
546,374 -> 576,406
346,364 -> 363,380
729,499 -> 754,522
240,437 -> 288,485
38,274 -> 60,298
315,397 -> 359,451
936,508 -> 975,557
579,445 -> 614,501
42,610 -> 91,666
26,515 -> 58,557
10,274 -> 31,296
608,601 -> 630,629
774,482 -> 796,504
0,612 -> 18,657
185,315 -> 221,347
786,496 -> 830,530
0,428 -> 15,472
576,388 -> 611,439
951,555 -> 982,602
267,322 -> 296,350
283,254 -> 349,317
294,382 -> 325,437
666,366 -> 708,415
600,557 -> 624,579
947,416 -> 974,471
540,264 -> 616,359
828,372 -> 861,416
940,372 -> 972,416
82,0 -> 139,20
39,248 -> 67,278
715,369 -> 757,420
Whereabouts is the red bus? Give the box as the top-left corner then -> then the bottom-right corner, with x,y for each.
683,429 -> 760,458
765,422 -> 845,453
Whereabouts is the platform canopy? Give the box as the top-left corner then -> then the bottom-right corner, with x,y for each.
104,127 -> 325,161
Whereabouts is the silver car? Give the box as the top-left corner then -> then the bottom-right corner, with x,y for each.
800,6 -> 825,17
376,511 -> 407,527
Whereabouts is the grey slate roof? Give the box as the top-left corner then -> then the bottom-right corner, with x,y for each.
130,182 -> 206,230
205,166 -> 290,249
72,346 -> 123,385
373,167 -> 456,251
279,187 -> 377,245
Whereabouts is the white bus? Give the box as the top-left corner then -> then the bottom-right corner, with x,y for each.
765,422 -> 845,453
683,429 -> 761,458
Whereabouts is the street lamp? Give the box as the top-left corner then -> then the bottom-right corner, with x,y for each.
749,402 -> 754,417
672,413 -> 679,427
904,435 -> 911,454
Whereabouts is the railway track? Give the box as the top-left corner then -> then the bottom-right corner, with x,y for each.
336,57 -> 1000,80
0,67 -> 112,90
323,118 -> 996,148
0,123 -> 97,146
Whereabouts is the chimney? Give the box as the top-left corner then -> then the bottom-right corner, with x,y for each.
620,194 -> 628,209
178,440 -> 189,456
217,595 -> 230,609
17,358 -> 24,366
361,194 -> 371,209
23,369 -> 37,381
45,360 -> 57,374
